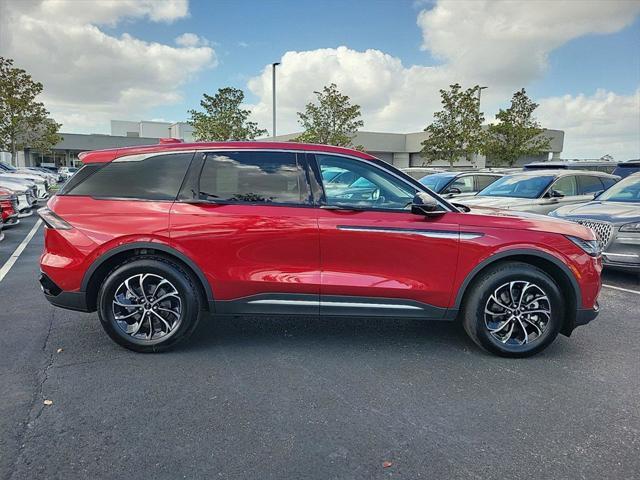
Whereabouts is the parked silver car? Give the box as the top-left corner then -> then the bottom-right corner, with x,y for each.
461,169 -> 620,214
550,173 -> 640,272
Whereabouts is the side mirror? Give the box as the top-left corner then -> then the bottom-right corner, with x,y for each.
548,189 -> 565,199
411,192 -> 445,216
445,187 -> 462,195
593,190 -> 604,199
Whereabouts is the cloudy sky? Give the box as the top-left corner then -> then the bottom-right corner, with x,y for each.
0,0 -> 639,159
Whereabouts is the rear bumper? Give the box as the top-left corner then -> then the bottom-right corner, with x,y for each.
39,272 -> 90,312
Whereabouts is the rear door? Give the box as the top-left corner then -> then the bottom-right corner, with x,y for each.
169,150 -> 320,314
312,154 -> 461,318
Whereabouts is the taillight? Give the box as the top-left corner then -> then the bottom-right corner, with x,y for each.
38,207 -> 72,230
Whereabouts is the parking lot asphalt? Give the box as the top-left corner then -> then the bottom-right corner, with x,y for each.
1,213 -> 639,480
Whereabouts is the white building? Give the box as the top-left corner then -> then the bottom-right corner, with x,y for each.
110,120 -> 195,143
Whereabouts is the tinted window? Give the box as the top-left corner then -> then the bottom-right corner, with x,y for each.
317,154 -> 416,210
476,175 -> 500,191
199,151 -> 308,204
66,153 -> 193,200
551,176 -> 577,196
578,175 -> 605,194
58,164 -> 104,195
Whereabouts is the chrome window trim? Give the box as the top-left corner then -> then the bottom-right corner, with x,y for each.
113,150 -> 197,162
247,299 -> 423,310
336,225 -> 483,240
112,147 -> 455,212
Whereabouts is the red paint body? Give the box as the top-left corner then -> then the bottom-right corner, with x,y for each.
41,142 -> 601,317
0,187 -> 18,222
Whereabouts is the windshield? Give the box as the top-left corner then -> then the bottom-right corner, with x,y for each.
419,173 -> 456,192
478,175 -> 554,199
0,161 -> 16,171
598,175 -> 640,202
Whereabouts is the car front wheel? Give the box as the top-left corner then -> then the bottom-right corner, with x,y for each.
97,256 -> 201,352
462,262 -> 563,357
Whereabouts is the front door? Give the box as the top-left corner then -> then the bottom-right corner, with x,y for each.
170,150 -> 320,314
313,154 -> 461,318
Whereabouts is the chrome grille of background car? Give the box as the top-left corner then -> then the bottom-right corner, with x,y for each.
575,220 -> 613,247
11,196 -> 19,213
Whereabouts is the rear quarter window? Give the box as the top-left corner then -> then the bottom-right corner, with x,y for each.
63,153 -> 194,200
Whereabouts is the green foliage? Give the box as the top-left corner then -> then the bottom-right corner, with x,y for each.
0,57 -> 60,161
293,83 -> 364,147
482,88 -> 550,167
188,87 -> 267,141
420,83 -> 485,167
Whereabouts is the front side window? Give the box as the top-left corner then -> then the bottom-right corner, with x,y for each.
551,176 -> 577,196
447,176 -> 475,193
199,151 -> 308,204
65,153 -> 193,200
316,154 -> 416,210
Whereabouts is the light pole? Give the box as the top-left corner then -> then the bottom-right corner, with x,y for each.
477,86 -> 488,114
272,62 -> 280,138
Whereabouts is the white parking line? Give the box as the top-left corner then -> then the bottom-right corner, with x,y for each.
602,284 -> 640,296
0,219 -> 43,283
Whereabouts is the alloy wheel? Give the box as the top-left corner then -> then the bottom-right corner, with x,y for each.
112,273 -> 182,342
484,281 -> 551,346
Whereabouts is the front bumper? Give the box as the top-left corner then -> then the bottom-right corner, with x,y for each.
39,272 -> 90,312
575,302 -> 600,327
602,233 -> 640,271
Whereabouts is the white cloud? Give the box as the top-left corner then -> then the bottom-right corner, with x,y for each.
175,33 -> 210,47
247,0 -> 640,159
418,0 -> 640,87
0,0 -> 214,133
538,89 -> 640,160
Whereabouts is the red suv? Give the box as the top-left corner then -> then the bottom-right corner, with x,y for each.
39,142 -> 601,357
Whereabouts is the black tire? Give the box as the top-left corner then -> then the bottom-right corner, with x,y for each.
462,261 -> 563,358
97,255 -> 202,353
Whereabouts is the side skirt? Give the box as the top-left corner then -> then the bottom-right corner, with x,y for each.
215,293 -> 455,320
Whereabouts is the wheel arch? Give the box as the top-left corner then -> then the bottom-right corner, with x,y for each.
453,249 -> 581,336
82,242 -> 214,313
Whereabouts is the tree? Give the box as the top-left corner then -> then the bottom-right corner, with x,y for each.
188,87 -> 267,141
0,57 -> 60,163
29,118 -> 62,154
420,83 -> 485,167
294,83 -> 364,147
482,88 -> 551,167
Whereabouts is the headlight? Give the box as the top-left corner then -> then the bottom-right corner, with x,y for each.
566,235 -> 602,257
620,222 -> 640,233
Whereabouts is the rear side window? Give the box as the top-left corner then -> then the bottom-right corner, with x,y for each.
57,164 -> 103,195
601,177 -> 617,190
65,153 -> 193,200
578,175 -> 605,194
198,151 -> 309,204
476,175 -> 500,191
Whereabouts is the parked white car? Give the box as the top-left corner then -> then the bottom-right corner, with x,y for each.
0,162 -> 49,199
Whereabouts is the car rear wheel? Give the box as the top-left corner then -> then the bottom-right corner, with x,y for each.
97,256 -> 202,352
462,262 -> 563,357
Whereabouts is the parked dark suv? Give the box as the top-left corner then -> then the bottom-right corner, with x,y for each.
40,141 -> 602,357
